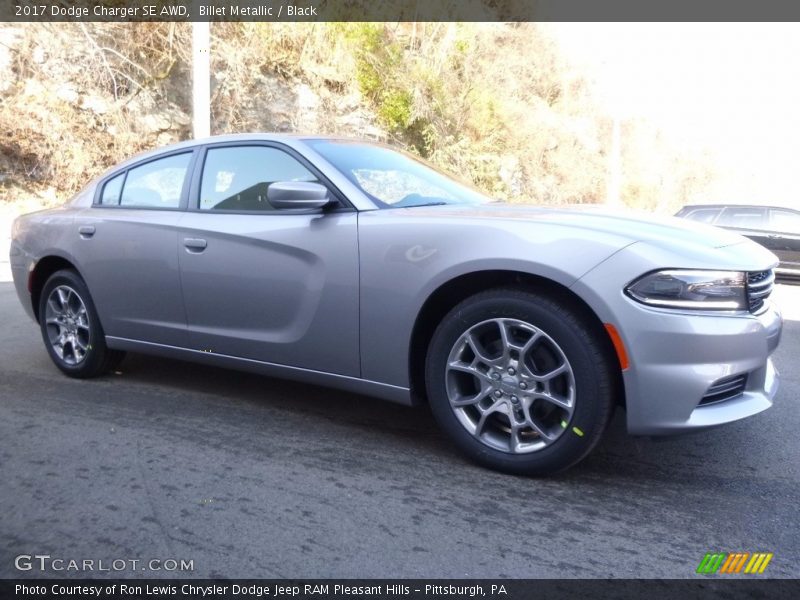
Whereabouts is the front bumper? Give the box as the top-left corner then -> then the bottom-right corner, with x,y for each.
573,242 -> 783,435
617,303 -> 781,435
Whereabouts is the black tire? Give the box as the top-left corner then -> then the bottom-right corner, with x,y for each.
38,269 -> 125,378
425,288 -> 615,476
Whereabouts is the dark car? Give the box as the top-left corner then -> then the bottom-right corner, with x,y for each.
676,204 -> 800,280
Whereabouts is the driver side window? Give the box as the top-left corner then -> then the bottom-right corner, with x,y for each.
199,146 -> 318,212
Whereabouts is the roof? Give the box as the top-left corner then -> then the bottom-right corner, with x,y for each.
97,133 -> 374,181
681,203 -> 800,211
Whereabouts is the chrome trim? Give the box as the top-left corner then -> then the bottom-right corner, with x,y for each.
746,269 -> 775,314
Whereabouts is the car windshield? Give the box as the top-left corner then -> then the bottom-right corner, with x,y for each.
306,140 -> 493,208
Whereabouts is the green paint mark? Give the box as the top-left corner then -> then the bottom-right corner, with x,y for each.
560,420 -> 568,429
572,426 -> 584,437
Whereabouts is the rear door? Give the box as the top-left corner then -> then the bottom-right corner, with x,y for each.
71,151 -> 195,347
177,143 -> 360,376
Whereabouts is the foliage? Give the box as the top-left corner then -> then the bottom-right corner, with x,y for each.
0,22 -> 714,212
0,23 -> 190,202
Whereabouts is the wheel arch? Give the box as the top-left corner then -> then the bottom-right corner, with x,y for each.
29,255 -> 83,323
408,270 -> 626,408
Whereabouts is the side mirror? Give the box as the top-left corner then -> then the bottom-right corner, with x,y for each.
268,181 -> 332,210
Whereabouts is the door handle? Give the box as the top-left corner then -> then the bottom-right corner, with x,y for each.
183,238 -> 207,252
78,225 -> 95,238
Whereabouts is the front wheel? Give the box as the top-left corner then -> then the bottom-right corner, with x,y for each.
39,269 -> 125,378
425,288 -> 616,475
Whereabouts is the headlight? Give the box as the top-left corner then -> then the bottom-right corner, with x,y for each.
625,270 -> 747,311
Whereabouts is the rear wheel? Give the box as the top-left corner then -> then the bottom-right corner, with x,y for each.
425,288 -> 615,475
39,269 -> 125,378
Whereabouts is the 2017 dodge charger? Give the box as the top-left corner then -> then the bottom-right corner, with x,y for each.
9,135 -> 783,474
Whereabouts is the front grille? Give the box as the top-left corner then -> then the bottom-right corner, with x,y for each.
746,269 -> 774,314
699,374 -> 748,406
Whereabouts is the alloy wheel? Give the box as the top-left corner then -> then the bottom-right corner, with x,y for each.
445,318 -> 576,454
44,285 -> 91,366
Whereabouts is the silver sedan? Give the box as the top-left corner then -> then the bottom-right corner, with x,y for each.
9,134 -> 783,475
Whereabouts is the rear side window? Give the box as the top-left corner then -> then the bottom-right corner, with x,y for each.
199,146 -> 317,211
683,208 -> 720,224
100,173 -> 125,205
716,207 -> 767,228
119,153 -> 192,209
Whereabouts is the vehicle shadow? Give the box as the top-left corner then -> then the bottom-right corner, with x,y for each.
114,351 -> 443,439
108,350 -> 776,486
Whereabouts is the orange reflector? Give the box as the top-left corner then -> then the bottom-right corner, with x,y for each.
604,323 -> 630,371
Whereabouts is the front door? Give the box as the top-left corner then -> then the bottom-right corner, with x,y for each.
177,144 -> 360,377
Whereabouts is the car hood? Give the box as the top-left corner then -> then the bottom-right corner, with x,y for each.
398,203 -> 747,250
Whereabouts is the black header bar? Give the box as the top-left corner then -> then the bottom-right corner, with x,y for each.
4,0 -> 800,22
2,579 -> 800,600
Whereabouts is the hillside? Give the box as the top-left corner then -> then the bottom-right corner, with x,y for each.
0,22 -> 712,212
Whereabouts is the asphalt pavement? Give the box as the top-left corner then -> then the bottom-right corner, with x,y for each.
1,281 -> 798,579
